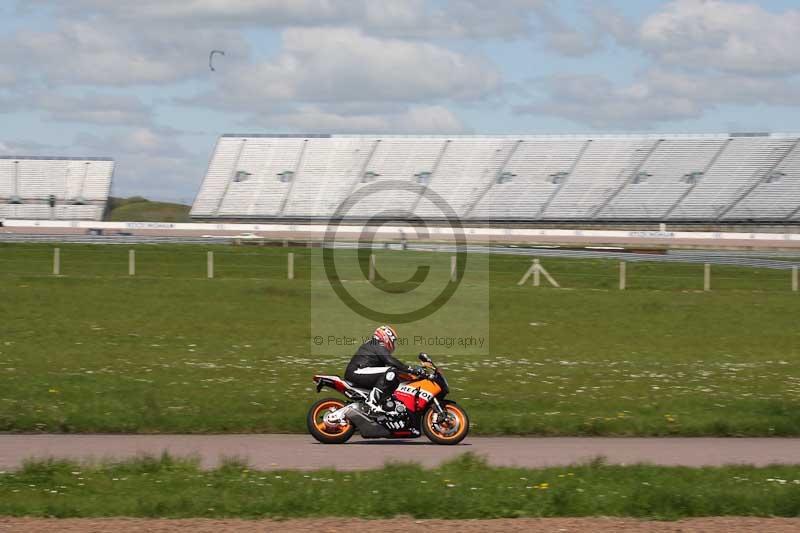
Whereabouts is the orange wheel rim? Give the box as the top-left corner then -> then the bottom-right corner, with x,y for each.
426,405 -> 467,441
313,400 -> 350,437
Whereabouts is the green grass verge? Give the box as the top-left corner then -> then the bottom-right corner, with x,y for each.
0,243 -> 798,435
1,454 -> 799,519
105,197 -> 191,222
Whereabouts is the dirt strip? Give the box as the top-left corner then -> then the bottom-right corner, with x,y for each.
2,517 -> 800,533
2,436 -> 800,470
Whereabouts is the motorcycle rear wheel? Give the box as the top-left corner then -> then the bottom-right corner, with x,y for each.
422,401 -> 469,445
307,398 -> 355,444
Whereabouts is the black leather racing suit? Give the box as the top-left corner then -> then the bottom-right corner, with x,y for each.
345,339 -> 408,397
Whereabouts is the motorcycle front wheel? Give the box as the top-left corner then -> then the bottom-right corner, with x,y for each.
422,401 -> 469,445
307,398 -> 355,444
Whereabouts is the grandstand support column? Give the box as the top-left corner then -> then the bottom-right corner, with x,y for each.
213,138 -> 247,217
277,139 -> 309,217
53,248 -> 60,276
207,251 -> 214,279
592,139 -> 663,219
346,139 -> 381,198
792,266 -> 798,292
664,139 -> 732,220
288,252 -> 294,280
12,160 -> 19,199
784,201 -> 800,221
463,139 -> 522,219
78,162 -> 90,203
410,139 -> 451,214
704,263 -> 711,291
717,138 -> 800,221
619,261 -> 627,290
129,250 -> 135,276
537,139 -> 592,220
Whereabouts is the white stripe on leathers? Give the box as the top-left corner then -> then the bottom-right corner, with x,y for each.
353,367 -> 391,374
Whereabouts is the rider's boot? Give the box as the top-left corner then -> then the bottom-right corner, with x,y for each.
365,387 -> 385,414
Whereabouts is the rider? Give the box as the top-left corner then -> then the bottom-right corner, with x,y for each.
345,325 -> 416,413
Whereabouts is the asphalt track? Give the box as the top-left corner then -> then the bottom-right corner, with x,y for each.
1,435 -> 799,470
4,225 -> 800,250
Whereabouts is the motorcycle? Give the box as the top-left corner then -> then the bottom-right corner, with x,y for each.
308,353 -> 469,445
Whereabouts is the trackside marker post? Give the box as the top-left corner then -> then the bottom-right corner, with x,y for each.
207,251 -> 214,279
704,263 -> 711,291
538,261 -> 560,288
517,259 -> 560,288
619,261 -> 627,290
53,248 -> 60,276
129,250 -> 135,276
288,252 -> 294,280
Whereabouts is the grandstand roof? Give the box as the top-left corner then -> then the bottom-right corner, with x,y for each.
220,132 -> 800,140
0,156 -> 114,161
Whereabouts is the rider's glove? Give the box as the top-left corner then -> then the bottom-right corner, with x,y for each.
407,365 -> 425,376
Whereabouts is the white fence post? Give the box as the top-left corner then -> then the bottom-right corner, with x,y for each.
288,252 -> 294,280
129,249 -> 135,276
450,255 -> 457,282
793,266 -> 798,292
369,253 -> 376,282
207,251 -> 214,279
53,248 -> 60,276
704,263 -> 711,291
619,261 -> 627,290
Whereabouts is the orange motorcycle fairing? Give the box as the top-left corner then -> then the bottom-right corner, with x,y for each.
393,379 -> 442,413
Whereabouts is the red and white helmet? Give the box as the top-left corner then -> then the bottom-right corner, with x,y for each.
373,325 -> 398,353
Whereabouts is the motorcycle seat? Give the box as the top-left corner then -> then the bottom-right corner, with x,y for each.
342,379 -> 370,394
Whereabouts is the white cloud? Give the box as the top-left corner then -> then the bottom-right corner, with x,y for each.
0,139 -> 63,156
632,0 -> 800,76
3,19 -> 248,86
31,92 -> 154,126
182,27 -> 496,131
255,104 -> 467,133
519,68 -> 800,129
517,1 -> 800,128
206,27 -> 499,107
29,0 -> 547,39
517,74 -> 702,128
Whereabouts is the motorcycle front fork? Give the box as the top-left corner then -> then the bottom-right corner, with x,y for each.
430,398 -> 450,425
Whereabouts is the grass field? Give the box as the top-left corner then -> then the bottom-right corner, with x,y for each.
1,454 -> 799,519
0,242 -> 799,435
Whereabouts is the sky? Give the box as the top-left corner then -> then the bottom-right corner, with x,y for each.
1,0 -> 800,203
